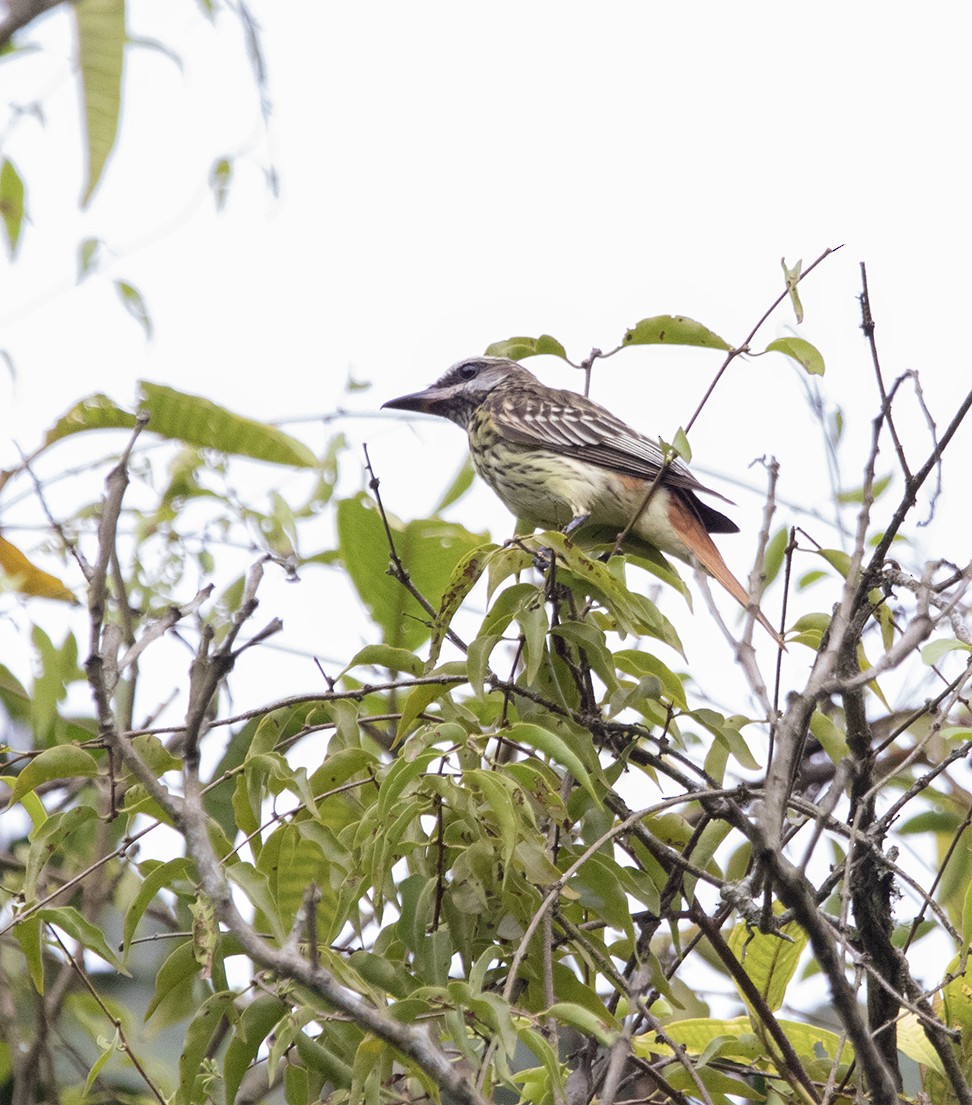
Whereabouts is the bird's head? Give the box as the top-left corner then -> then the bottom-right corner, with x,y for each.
383,357 -> 531,429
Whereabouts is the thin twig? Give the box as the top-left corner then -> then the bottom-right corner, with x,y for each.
612,245 -> 840,558
362,443 -> 468,654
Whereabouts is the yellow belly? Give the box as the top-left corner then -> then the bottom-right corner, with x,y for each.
471,439 -> 689,560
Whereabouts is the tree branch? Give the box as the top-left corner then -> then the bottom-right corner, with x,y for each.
0,0 -> 66,49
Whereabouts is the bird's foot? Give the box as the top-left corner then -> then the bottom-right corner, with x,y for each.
533,546 -> 554,573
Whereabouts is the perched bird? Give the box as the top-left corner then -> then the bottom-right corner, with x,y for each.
384,357 -> 783,647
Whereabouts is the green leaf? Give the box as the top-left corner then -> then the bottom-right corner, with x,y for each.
77,236 -> 103,281
284,1063 -> 309,1105
536,532 -> 683,653
797,569 -> 827,590
13,914 -> 44,992
448,982 -> 519,1057
340,645 -> 424,677
75,0 -> 125,205
293,1030 -> 354,1089
816,548 -> 852,578
613,650 -> 687,709
123,857 -> 194,957
505,721 -> 599,802
922,638 -> 972,666
36,906 -> 127,972
484,334 -> 569,361
544,1002 -> 619,1048
224,994 -> 288,1105
25,806 -> 98,900
569,851 -> 635,945
551,620 -> 620,695
516,1026 -> 567,1101
138,382 -> 318,466
809,709 -> 849,763
781,256 -> 804,323
787,610 -> 830,649
130,732 -> 181,776
0,157 -> 25,257
377,750 -> 439,821
764,336 -> 825,376
338,493 -> 486,651
395,683 -> 457,741
145,940 -> 198,1021
350,1036 -> 385,1105
689,710 -> 759,771
467,768 -> 520,873
260,825 -> 328,934
308,746 -> 378,798
115,280 -> 153,338
6,745 -> 99,807
671,426 -> 692,463
515,598 -> 549,683
427,541 -> 497,668
176,991 -> 237,1105
762,526 -> 789,587
623,315 -> 731,351
83,1028 -> 120,1098
466,633 -> 501,697
943,955 -> 972,1030
42,393 -> 137,448
226,863 -> 283,940
962,876 -> 972,951
837,474 -> 891,503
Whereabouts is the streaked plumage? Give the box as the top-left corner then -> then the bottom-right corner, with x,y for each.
384,357 -> 783,646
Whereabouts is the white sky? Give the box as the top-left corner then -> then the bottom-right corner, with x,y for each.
2,1 -> 971,704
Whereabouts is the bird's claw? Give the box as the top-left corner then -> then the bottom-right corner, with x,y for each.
533,546 -> 554,573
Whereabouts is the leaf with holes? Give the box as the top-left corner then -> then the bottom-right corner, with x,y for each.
623,315 -> 731,350
485,334 -> 568,361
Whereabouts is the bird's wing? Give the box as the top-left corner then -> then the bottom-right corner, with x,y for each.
488,383 -> 732,503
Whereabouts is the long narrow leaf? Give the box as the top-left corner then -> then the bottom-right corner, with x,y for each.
74,0 -> 125,205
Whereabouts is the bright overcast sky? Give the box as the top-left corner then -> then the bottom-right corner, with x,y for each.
2,1 -> 970,695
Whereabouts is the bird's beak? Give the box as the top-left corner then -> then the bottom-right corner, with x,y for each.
382,385 -> 450,414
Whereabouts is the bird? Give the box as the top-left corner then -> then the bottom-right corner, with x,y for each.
383,356 -> 784,647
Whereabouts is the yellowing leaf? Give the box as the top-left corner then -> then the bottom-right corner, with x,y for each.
0,536 -> 77,604
897,1012 -> 946,1077
727,906 -> 808,1012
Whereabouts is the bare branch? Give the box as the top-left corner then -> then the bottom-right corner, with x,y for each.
0,0 -> 66,49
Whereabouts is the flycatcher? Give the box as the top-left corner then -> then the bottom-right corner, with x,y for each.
384,357 -> 783,647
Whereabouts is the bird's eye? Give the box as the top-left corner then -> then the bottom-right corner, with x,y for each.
458,363 -> 479,380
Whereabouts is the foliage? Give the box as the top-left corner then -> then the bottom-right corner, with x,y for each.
2,274 -> 972,1105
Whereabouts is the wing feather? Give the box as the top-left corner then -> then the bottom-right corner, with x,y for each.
488,384 -> 731,504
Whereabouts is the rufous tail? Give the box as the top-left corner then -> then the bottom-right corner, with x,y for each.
668,495 -> 786,650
